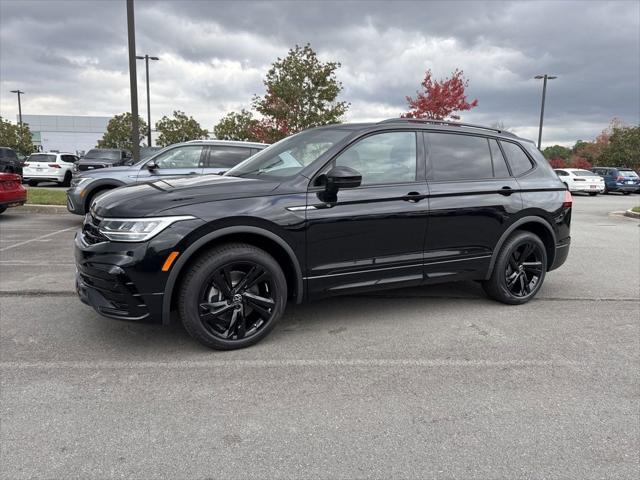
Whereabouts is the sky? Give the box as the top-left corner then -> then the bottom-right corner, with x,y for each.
0,0 -> 638,147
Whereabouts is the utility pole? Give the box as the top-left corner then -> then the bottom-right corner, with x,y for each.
10,90 -> 24,126
126,0 -> 140,162
534,74 -> 557,149
136,54 -> 159,147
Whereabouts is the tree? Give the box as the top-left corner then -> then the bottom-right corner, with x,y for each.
569,156 -> 592,170
402,69 -> 478,120
155,111 -> 208,147
213,109 -> 260,141
214,44 -> 349,143
97,112 -> 147,150
542,145 -> 572,160
0,117 -> 34,155
548,158 -> 567,168
599,125 -> 640,169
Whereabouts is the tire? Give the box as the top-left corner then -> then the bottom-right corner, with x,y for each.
84,187 -> 112,212
28,179 -> 39,187
60,171 -> 72,187
622,191 -> 631,195
0,206 -> 6,215
588,192 -> 598,196
178,243 -> 287,350
482,231 -> 547,305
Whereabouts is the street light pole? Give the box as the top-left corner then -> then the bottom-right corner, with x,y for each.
10,90 -> 24,126
534,74 -> 557,149
136,54 -> 159,147
126,0 -> 140,162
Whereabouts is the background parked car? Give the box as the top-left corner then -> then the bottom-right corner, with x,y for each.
554,168 -> 604,196
23,152 -> 79,187
590,166 -> 639,194
66,139 -> 268,215
0,172 -> 27,214
73,148 -> 132,173
0,147 -> 23,175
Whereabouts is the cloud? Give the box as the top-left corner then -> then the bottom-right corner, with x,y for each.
0,0 -> 638,147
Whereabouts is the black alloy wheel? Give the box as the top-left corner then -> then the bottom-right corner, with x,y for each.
482,231 -> 547,305
179,243 -> 287,350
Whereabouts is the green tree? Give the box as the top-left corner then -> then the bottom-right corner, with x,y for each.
599,125 -> 640,169
542,145 -> 572,160
155,111 -> 208,147
213,109 -> 260,141
214,44 -> 349,143
0,117 -> 34,155
97,112 -> 147,150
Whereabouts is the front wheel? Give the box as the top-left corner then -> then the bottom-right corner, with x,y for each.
60,171 -> 72,187
178,243 -> 287,350
482,231 -> 547,305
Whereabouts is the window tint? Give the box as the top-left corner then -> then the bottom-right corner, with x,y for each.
61,155 -> 76,163
153,146 -> 204,169
428,133 -> 493,181
555,170 -> 567,176
27,154 -> 56,163
207,146 -> 252,168
501,141 -> 533,176
334,131 -> 417,185
489,139 -> 510,177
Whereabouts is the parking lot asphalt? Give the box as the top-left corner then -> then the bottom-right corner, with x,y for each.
1,194 -> 639,479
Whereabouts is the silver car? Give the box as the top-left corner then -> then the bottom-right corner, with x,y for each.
66,139 -> 267,215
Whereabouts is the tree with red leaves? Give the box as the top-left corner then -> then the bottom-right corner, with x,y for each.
548,158 -> 567,168
569,157 -> 592,170
402,69 -> 478,120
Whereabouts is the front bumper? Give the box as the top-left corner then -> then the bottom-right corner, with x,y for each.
66,187 -> 86,215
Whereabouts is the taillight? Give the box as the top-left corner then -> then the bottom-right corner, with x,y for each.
616,176 -> 625,182
563,190 -> 573,208
48,164 -> 61,168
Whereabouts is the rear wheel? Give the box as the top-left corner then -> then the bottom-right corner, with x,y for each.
588,192 -> 598,196
178,243 -> 287,350
482,231 -> 547,305
28,179 -> 39,186
622,191 -> 631,195
60,171 -> 72,187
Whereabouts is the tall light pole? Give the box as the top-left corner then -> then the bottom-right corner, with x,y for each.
10,90 -> 24,126
126,0 -> 140,162
136,54 -> 159,147
534,74 -> 557,149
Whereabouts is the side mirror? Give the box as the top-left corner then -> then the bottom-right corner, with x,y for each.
325,166 -> 362,191
146,160 -> 159,171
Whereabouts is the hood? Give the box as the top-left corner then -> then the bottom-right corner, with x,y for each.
92,174 -> 280,218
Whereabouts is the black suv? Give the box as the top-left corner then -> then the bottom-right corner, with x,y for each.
0,147 -> 23,174
75,119 -> 572,350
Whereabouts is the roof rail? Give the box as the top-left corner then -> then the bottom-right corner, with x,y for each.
378,118 -> 517,137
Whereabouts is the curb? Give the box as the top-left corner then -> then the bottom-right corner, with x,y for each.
624,208 -> 640,219
12,204 -> 70,215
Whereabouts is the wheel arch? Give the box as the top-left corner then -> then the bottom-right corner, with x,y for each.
162,226 -> 304,324
485,216 -> 557,280
84,181 -> 125,211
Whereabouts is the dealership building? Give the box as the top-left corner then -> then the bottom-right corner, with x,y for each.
21,114 -> 111,155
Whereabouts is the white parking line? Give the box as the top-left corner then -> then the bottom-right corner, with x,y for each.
0,358 -> 587,370
0,226 -> 77,252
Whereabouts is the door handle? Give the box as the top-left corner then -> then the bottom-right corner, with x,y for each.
403,192 -> 425,203
499,186 -> 514,196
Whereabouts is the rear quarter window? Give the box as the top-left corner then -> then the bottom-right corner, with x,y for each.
427,133 -> 494,181
500,141 -> 534,176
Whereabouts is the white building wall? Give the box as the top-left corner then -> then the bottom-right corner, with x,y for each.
38,131 -> 106,155
20,114 -> 111,154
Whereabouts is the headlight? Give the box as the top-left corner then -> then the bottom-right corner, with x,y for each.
70,176 -> 92,188
98,215 -> 196,242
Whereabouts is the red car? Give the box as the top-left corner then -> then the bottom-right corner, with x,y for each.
0,173 -> 27,214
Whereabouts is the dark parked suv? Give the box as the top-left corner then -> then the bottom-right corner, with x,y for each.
75,119 -> 572,350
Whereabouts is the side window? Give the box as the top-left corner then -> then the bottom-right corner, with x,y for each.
153,146 -> 204,169
489,139 -> 510,177
206,146 -> 253,168
428,133 -> 493,181
334,131 -> 417,185
555,170 -> 567,176
500,141 -> 534,176
61,155 -> 75,163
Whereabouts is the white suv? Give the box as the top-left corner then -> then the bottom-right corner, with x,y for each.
23,152 -> 79,187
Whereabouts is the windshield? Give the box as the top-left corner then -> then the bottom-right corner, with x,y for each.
84,149 -> 121,160
225,128 -> 350,179
27,154 -> 56,163
573,170 -> 598,177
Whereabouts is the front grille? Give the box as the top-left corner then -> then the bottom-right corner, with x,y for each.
78,164 -> 107,171
82,213 -> 109,245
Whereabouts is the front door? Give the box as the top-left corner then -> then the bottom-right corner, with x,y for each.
424,132 -> 523,281
305,130 -> 428,298
137,145 -> 205,180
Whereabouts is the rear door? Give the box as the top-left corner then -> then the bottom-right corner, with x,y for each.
137,145 -> 205,180
305,130 -> 428,298
424,132 -> 522,281
202,145 -> 253,175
